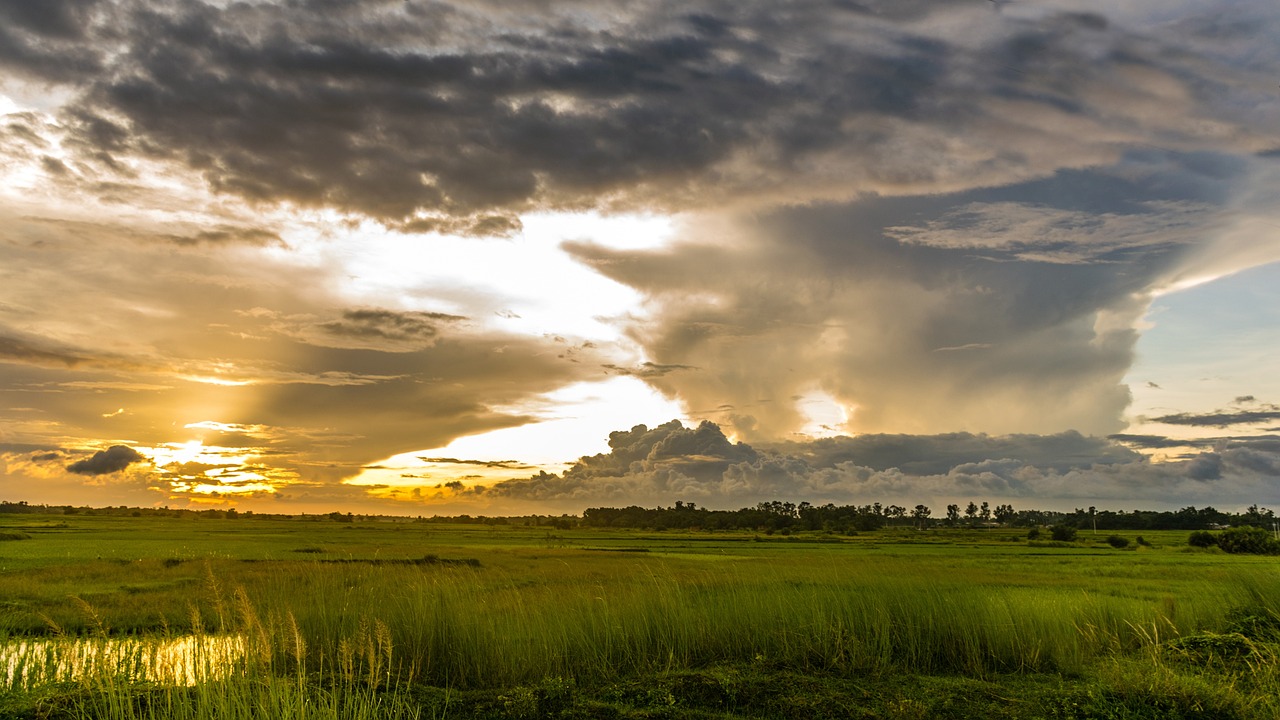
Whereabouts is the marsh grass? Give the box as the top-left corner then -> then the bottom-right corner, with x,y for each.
4,518 -> 1279,718
238,552 -> 1280,687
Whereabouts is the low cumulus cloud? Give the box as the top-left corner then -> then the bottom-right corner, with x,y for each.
479,420 -> 1280,511
66,444 -> 147,475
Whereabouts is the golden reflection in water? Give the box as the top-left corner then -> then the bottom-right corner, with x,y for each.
2,635 -> 245,688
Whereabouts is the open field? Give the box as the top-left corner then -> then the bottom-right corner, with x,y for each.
2,513 -> 1278,719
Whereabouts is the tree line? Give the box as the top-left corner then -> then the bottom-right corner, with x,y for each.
581,501 -> 1277,533
2,499 -> 1274,533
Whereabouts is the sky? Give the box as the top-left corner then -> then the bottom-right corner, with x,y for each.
1,0 -> 1278,516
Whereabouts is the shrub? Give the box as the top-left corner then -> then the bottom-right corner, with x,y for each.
1105,535 -> 1129,549
1050,525 -> 1077,542
1216,526 -> 1280,555
1136,536 -> 1151,547
1026,527 -> 1041,540
1187,531 -> 1217,548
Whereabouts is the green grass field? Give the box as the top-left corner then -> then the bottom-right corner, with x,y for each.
1,514 -> 1278,719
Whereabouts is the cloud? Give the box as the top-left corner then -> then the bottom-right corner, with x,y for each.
4,0 -> 1280,512
765,430 -> 1143,476
0,334 -> 86,368
14,0 -> 1269,228
66,444 -> 147,475
479,419 -> 1280,512
0,206 -> 617,496
1150,405 -> 1280,428
0,0 -> 106,81
884,200 -> 1217,264
417,457 -> 539,470
309,308 -> 468,351
164,226 -> 284,247
602,361 -> 698,378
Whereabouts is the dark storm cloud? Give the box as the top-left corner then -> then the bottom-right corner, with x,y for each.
0,0 -> 101,39
34,0 -> 1274,227
0,0 -> 106,81
481,419 -> 1280,508
66,444 -> 146,475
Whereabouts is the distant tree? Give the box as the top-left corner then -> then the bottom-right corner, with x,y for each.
911,504 -> 931,529
994,504 -> 1016,525
980,501 -> 991,524
946,504 -> 961,527
965,501 -> 978,525
1242,504 -> 1276,527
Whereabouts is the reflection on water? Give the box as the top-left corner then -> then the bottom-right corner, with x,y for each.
2,635 -> 245,689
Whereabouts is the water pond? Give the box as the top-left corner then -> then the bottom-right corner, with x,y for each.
2,635 -> 245,689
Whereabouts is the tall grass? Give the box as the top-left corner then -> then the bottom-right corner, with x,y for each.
242,555 -> 1280,687
7,548 -> 1278,718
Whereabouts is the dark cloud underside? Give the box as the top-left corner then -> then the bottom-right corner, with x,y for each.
3,0 -> 1268,229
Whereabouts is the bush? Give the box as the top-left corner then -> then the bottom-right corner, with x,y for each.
1050,525 -> 1077,542
1216,526 -> 1280,555
1026,527 -> 1041,540
1188,531 -> 1218,548
1105,535 -> 1129,549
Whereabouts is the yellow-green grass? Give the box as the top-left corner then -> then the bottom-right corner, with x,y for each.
2,514 -> 1277,719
